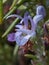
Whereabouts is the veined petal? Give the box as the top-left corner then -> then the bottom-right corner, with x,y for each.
16,35 -> 25,46
33,15 -> 43,24
20,35 -> 30,46
20,31 -> 36,46
15,32 -> 22,38
15,24 -> 23,29
6,14 -> 22,19
15,32 -> 22,46
15,29 -> 33,34
7,33 -> 15,42
36,5 -> 46,17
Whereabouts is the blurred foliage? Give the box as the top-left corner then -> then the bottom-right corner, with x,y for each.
0,0 -> 3,24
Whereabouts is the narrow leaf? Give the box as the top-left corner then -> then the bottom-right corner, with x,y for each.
0,0 -> 3,24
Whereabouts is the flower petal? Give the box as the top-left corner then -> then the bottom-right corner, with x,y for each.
36,5 -> 46,17
20,31 -> 36,46
15,32 -> 23,46
15,29 -> 33,34
33,15 -> 43,24
15,32 -> 22,38
7,33 -> 15,42
20,17 -> 28,28
15,24 -> 23,29
23,17 -> 28,28
20,11 -> 29,28
28,15 -> 36,31
15,35 -> 24,46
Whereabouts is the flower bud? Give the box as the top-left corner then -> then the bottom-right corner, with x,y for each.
36,5 -> 46,18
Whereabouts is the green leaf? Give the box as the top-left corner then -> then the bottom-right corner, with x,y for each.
0,0 -> 3,24
3,0 -> 31,19
2,18 -> 19,38
3,0 -> 7,3
18,5 -> 27,10
13,45 -> 19,56
3,6 -> 17,19
25,54 -> 38,61
36,63 -> 43,65
10,0 -> 18,10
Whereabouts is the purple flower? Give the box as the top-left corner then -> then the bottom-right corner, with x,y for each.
7,9 -> 45,46
14,15 -> 44,46
7,14 -> 36,46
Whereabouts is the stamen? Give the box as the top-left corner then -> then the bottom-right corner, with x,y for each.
6,14 -> 22,19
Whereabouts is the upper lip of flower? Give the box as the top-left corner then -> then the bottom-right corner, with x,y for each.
36,5 -> 46,17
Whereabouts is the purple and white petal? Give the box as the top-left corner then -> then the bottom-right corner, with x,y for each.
15,35 -> 23,46
15,32 -> 22,38
20,11 -> 29,25
15,24 -> 24,29
15,32 -> 22,46
23,17 -> 28,28
19,31 -> 36,46
28,15 -> 35,31
15,32 -> 23,46
6,14 -> 22,19
20,35 -> 30,46
36,5 -> 46,17
7,33 -> 15,42
15,29 -> 33,34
